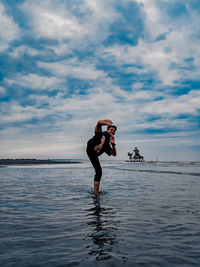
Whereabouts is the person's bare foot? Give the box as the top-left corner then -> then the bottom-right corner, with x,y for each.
104,119 -> 113,126
98,119 -> 113,126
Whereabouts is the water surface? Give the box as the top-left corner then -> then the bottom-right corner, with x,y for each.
0,161 -> 200,266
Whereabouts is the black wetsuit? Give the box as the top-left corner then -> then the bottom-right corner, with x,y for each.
87,131 -> 112,182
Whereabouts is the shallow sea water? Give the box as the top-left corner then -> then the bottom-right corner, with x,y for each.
0,160 -> 200,266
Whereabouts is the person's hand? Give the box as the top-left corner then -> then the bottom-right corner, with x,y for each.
110,135 -> 115,145
94,144 -> 102,152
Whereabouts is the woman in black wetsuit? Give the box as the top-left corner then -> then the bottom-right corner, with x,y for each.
87,119 -> 117,195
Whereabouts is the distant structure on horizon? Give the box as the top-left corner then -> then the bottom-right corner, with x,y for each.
127,147 -> 144,162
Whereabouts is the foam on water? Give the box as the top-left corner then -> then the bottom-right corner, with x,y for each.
0,161 -> 200,266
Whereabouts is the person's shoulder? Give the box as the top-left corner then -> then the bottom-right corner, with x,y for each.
102,131 -> 110,137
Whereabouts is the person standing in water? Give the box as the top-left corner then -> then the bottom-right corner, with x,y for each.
87,119 -> 117,195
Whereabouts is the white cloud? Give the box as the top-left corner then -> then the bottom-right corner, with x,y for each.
102,40 -> 179,86
21,1 -> 83,40
0,102 -> 50,124
135,0 -> 167,38
0,3 -> 20,52
5,73 -> 64,91
0,86 -> 6,95
1,86 -> 199,159
46,42 -> 72,57
102,27 -> 199,85
99,1 -> 200,86
10,45 -> 42,58
142,90 -> 200,115
20,0 -> 117,44
37,59 -> 106,80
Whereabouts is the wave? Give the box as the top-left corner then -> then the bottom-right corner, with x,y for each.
105,166 -> 200,177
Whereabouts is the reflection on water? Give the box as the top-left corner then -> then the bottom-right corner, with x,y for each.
85,195 -> 118,261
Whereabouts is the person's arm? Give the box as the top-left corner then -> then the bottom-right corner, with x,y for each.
94,119 -> 113,134
110,135 -> 117,156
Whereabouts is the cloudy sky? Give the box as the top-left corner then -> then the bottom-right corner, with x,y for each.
0,0 -> 200,161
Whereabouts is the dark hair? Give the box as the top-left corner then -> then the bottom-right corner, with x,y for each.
107,125 -> 117,131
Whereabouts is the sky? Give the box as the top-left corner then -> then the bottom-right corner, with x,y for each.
0,0 -> 200,161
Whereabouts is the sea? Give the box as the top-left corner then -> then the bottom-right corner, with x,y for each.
0,160 -> 200,267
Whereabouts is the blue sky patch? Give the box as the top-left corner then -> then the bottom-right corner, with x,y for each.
104,2 -> 144,46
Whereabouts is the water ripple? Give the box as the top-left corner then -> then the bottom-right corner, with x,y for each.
0,162 -> 200,266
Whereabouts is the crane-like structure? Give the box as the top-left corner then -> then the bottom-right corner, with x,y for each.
127,147 -> 144,162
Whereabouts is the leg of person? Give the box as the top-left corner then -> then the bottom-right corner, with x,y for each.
93,158 -> 102,195
94,181 -> 100,196
87,150 -> 102,195
90,156 -> 102,195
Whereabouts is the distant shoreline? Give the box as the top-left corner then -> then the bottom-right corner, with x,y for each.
0,159 -> 82,165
